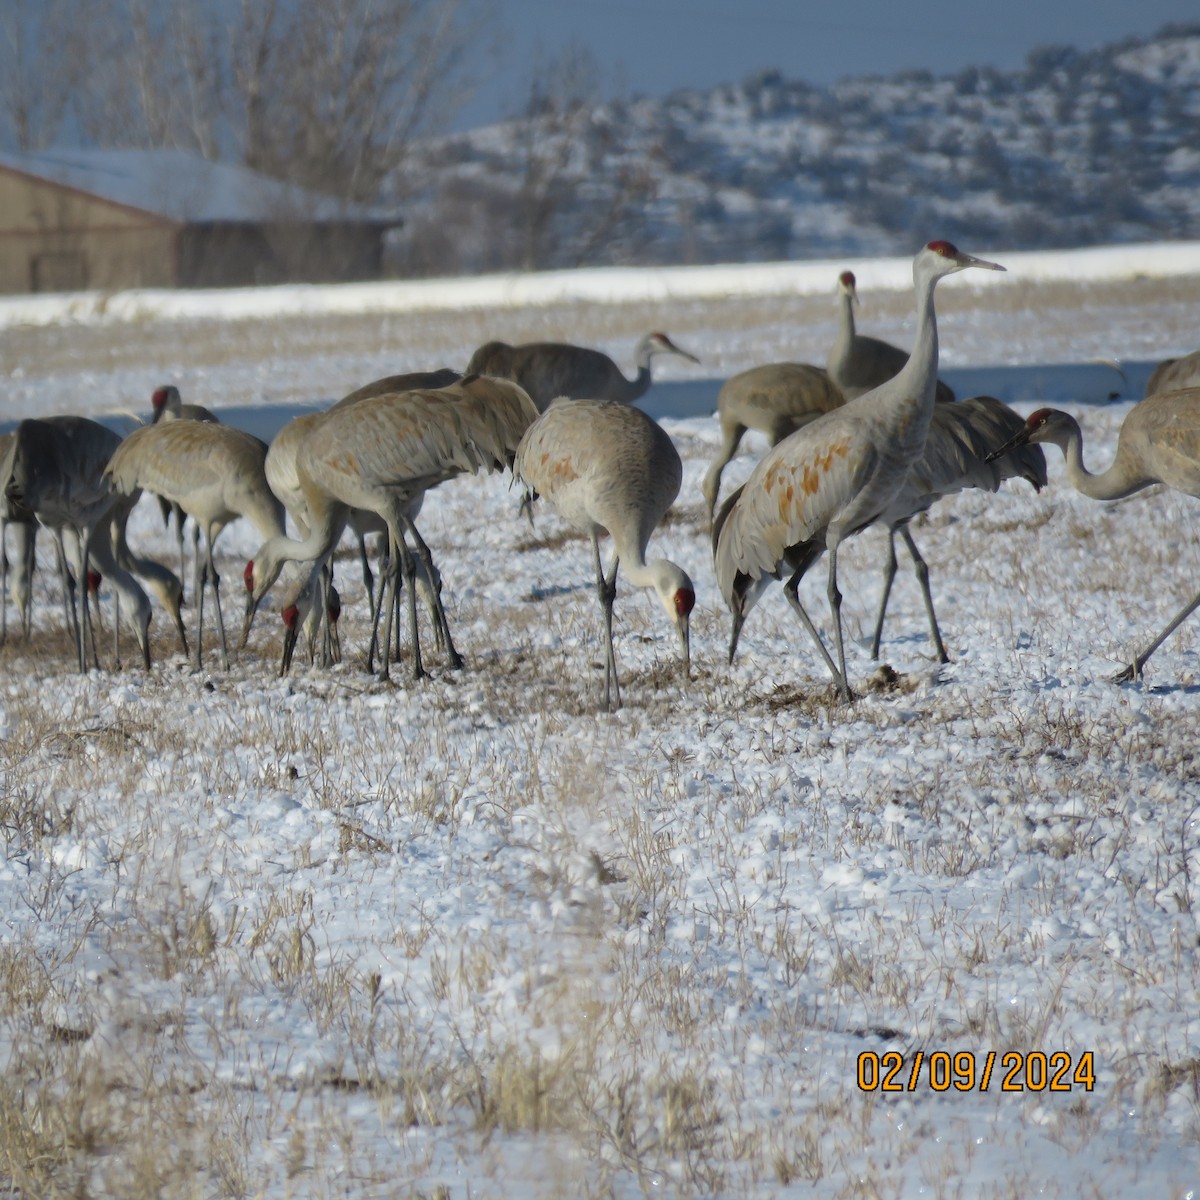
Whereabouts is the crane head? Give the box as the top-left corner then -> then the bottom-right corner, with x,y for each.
150,384 -> 180,422
646,332 -> 701,366
837,271 -> 859,306
921,241 -> 1006,279
983,407 -> 1072,462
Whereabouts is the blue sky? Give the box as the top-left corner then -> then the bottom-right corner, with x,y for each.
459,0 -> 1198,126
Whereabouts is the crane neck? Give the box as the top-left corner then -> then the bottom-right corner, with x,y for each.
827,290 -> 856,378
1054,422 -> 1151,501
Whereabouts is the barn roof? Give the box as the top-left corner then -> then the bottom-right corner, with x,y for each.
0,147 -> 397,224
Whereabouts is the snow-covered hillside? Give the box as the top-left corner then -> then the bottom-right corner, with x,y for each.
390,25 -> 1200,274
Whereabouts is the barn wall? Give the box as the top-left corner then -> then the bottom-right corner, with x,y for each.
0,171 -> 178,293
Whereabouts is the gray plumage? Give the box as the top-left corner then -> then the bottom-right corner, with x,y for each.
244,376 -> 539,681
1144,350 -> 1200,398
714,242 -> 1005,701
336,368 -> 462,408
986,388 -> 1200,682
6,416 -> 154,670
702,362 -> 845,524
827,270 -> 957,404
513,399 -> 696,710
870,395 -> 1047,662
467,331 -> 699,410
106,421 -> 284,670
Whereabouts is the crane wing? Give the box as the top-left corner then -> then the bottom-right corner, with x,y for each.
713,415 -> 876,601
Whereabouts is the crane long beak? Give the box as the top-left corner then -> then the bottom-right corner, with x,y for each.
960,253 -> 1006,273
728,609 -> 745,665
280,619 -> 299,676
678,616 -> 691,681
984,425 -> 1033,463
240,596 -> 260,649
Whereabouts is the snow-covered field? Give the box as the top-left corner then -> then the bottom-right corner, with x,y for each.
1,246 -> 1199,1198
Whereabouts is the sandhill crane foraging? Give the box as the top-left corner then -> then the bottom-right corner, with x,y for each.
701,362 -> 845,526
869,395 -> 1047,663
985,389 -> 1200,682
4,416 -> 158,671
149,384 -> 220,584
243,377 -> 538,681
106,421 -> 285,670
1144,350 -> 1200,398
467,332 -> 699,411
827,270 -> 956,404
513,400 -> 696,711
714,242 -> 1005,701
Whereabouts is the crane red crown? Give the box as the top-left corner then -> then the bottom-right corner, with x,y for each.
926,240 -> 959,258
151,385 -> 170,410
838,270 -> 856,287
1026,408 -> 1052,425
674,587 -> 696,617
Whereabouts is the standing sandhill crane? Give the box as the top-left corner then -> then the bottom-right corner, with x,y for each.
467,332 -> 699,411
243,376 -> 538,681
701,363 -> 845,526
5,416 -> 155,670
985,389 -> 1200,682
869,395 -> 1046,663
150,384 -> 220,584
1144,350 -> 1200,398
264,405 -> 442,670
714,242 -> 1005,701
513,400 -> 695,711
827,270 -> 957,404
106,421 -> 285,670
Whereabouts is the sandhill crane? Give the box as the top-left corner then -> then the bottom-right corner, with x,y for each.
701,363 -> 845,525
106,421 -> 285,670
467,332 -> 699,411
338,367 -> 462,407
151,384 -> 220,425
714,242 -> 1005,701
0,430 -> 37,642
264,370 -> 464,663
5,416 -> 155,670
827,270 -> 956,404
985,389 -> 1200,682
149,384 -> 220,584
279,575 -> 342,674
1144,350 -> 1200,398
513,400 -> 695,710
870,395 -> 1046,663
243,376 -> 538,681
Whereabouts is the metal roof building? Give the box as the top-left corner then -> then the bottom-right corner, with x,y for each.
0,148 -> 401,293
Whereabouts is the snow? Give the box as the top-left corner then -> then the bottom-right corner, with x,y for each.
1,246 -> 1199,1197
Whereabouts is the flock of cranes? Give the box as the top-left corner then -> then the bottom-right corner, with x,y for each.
2,239 -> 1199,707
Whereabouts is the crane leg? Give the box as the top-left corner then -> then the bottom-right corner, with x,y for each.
899,527 -> 949,664
192,534 -> 205,670
870,529 -> 899,660
20,523 -> 35,639
826,547 -> 853,702
782,571 -> 843,685
403,521 -> 461,670
1111,586 -> 1200,684
593,534 -> 621,711
205,539 -> 230,671
357,532 -> 375,616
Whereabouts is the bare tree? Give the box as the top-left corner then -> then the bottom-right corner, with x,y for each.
0,0 -> 90,150
24,0 -> 485,203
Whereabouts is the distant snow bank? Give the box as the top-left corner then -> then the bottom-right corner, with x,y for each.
3,240 -> 1199,330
